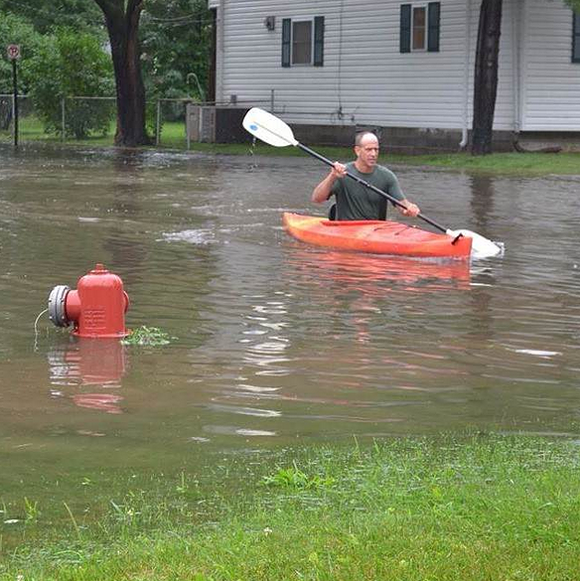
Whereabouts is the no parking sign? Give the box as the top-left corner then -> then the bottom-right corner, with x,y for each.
7,44 -> 21,60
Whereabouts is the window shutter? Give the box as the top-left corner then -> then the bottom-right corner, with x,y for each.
573,13 -> 580,63
282,18 -> 291,67
428,2 -> 440,52
314,16 -> 325,66
400,5 -> 411,53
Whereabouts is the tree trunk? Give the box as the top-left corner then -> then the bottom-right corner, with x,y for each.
94,0 -> 150,146
471,0 -> 503,155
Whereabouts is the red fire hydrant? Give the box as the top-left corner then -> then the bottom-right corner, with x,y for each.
48,263 -> 130,338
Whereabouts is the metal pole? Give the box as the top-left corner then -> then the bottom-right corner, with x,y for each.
156,99 -> 161,146
12,59 -> 18,148
270,89 -> 274,113
185,103 -> 191,150
61,97 -> 65,141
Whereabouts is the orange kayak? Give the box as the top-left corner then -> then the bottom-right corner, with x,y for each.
282,213 -> 472,259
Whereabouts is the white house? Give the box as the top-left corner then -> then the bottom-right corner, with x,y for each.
206,0 -> 580,151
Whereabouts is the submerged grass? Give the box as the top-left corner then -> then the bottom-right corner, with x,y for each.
3,118 -> 580,176
1,434 -> 580,580
121,326 -> 175,346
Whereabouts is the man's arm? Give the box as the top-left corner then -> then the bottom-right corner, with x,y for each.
383,168 -> 420,218
312,162 -> 346,203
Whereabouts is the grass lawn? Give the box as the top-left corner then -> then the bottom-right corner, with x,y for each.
1,434 -> 579,580
2,117 -> 580,176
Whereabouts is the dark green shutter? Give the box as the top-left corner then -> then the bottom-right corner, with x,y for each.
428,2 -> 440,52
314,16 -> 325,66
573,13 -> 580,63
282,18 -> 291,67
400,4 -> 411,53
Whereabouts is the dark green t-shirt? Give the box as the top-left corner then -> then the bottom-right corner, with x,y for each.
330,162 -> 405,220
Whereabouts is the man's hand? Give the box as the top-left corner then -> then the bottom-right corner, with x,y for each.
330,162 -> 347,179
312,162 -> 346,203
400,202 -> 420,217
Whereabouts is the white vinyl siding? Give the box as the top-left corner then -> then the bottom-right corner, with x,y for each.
208,0 -> 580,133
520,0 -> 580,131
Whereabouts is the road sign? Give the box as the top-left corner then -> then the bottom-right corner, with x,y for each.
7,44 -> 21,60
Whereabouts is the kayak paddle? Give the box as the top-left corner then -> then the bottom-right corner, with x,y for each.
242,107 -> 503,259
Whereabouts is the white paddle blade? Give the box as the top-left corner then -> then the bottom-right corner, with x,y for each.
446,229 -> 504,260
242,107 -> 298,148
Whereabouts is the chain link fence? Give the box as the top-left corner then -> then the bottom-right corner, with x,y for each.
0,95 -> 206,148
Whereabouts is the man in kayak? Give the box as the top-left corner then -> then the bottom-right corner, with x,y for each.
311,131 -> 421,220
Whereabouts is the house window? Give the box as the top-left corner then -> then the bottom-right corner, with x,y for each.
400,3 -> 440,53
282,16 -> 324,67
573,13 -> 580,63
292,20 -> 312,64
412,6 -> 426,50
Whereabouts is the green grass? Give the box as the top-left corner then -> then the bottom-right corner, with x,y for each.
121,326 -> 175,346
1,434 -> 580,580
3,116 -> 580,175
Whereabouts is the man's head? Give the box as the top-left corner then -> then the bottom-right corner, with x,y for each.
354,131 -> 379,172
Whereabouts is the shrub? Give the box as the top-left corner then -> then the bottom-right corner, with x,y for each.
24,28 -> 115,139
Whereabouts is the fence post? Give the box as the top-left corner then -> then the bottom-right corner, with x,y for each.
61,97 -> 65,141
270,89 -> 275,113
156,99 -> 161,146
185,102 -> 191,150
11,92 -> 16,145
11,60 -> 18,148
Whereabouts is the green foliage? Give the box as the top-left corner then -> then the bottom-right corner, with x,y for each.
23,28 -> 114,138
141,0 -> 214,116
0,13 -> 42,94
564,0 -> 580,13
2,436 -> 580,580
0,0 -> 103,35
261,462 -> 335,490
23,497 -> 40,523
1,0 -> 215,138
121,326 -> 175,346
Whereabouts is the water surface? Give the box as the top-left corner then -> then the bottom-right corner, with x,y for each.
1,144 -> 579,497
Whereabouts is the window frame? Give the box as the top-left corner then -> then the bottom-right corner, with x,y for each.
411,4 -> 428,52
281,16 -> 324,68
400,2 -> 440,54
291,18 -> 314,66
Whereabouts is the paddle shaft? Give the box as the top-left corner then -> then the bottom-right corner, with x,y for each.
297,143 -> 448,234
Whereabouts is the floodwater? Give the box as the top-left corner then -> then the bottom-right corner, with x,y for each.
1,143 -> 579,494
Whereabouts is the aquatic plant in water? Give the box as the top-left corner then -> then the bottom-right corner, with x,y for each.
121,326 -> 175,346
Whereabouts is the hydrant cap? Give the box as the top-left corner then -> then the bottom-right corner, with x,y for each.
48,284 -> 71,327
90,263 -> 109,275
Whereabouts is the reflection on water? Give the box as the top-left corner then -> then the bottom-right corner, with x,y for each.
469,174 -> 496,234
0,144 -> 580,494
47,338 -> 127,414
286,248 -> 472,294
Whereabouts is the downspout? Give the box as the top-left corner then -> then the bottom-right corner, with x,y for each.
459,0 -> 472,149
512,0 -> 521,148
216,0 -> 225,105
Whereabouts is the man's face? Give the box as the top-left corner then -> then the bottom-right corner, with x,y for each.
355,135 -> 379,168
